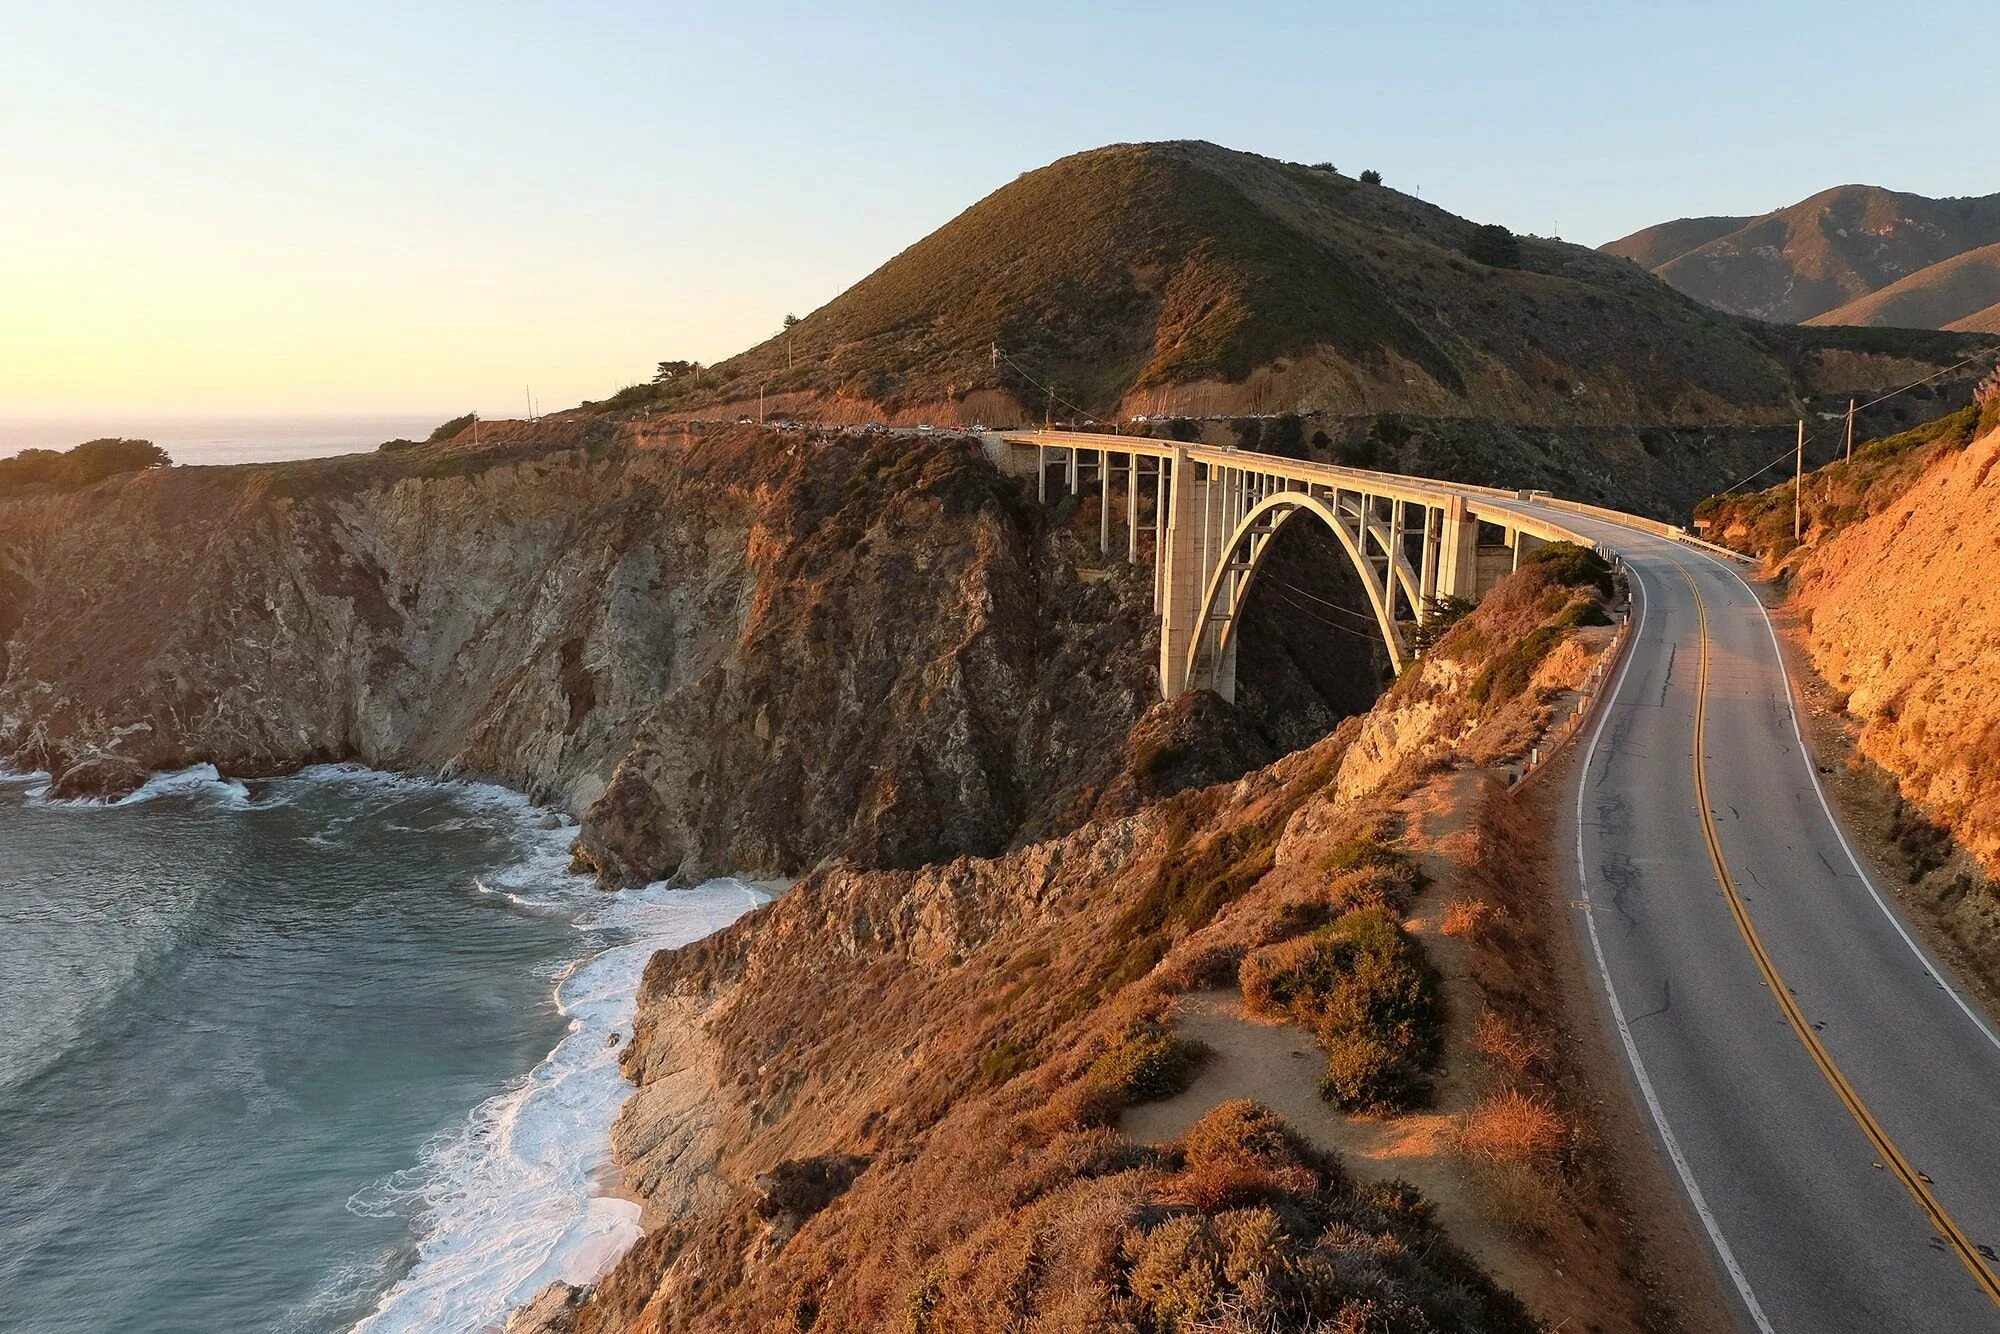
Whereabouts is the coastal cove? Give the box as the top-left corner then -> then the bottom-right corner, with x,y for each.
0,764 -> 767,1334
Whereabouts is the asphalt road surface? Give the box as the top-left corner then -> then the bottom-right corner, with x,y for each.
1507,502 -> 2000,1333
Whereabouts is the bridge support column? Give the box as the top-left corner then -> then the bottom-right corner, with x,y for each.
1418,505 -> 1441,618
1158,446 -> 1204,700
1436,496 -> 1480,601
1099,449 -> 1111,553
1127,454 -> 1140,565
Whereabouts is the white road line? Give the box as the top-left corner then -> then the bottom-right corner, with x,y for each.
1671,541 -> 2000,1056
1573,561 -> 1777,1334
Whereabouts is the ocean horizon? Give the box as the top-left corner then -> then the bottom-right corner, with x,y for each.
0,415 -> 451,467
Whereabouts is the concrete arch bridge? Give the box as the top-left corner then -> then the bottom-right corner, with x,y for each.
994,430 -> 1703,701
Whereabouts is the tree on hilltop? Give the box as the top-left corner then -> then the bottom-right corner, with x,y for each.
654,359 -> 701,384
1359,169 -> 1383,185
0,437 -> 170,493
1467,223 -> 1522,268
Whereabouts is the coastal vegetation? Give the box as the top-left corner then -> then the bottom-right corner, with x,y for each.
0,437 -> 169,494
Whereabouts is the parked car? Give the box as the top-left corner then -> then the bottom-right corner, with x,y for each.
916,423 -> 934,434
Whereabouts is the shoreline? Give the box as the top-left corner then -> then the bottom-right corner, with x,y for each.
1,760 -> 773,1334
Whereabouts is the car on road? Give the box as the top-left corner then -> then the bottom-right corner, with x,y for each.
916,423 -> 934,434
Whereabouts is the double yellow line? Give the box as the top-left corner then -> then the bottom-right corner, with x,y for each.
1676,562 -> 2000,1308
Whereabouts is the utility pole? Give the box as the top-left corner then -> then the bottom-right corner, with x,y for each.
1046,385 -> 1054,431
759,381 -> 766,422
1793,418 -> 1805,543
1844,398 -> 1856,463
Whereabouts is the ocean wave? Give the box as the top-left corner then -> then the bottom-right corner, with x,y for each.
347,877 -> 769,1333
23,763 -> 261,810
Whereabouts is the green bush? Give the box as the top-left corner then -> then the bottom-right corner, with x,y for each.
1466,223 -> 1522,268
1240,907 -> 1442,1112
1522,539 -> 1613,596
0,438 -> 169,493
1086,1016 -> 1208,1106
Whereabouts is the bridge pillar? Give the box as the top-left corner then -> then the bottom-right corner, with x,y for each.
1436,496 -> 1480,601
1127,453 -> 1141,565
1158,446 -> 1204,700
1099,449 -> 1111,553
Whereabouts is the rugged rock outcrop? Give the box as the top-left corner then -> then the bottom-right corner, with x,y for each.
0,423 -> 1216,883
1785,422 -> 2000,877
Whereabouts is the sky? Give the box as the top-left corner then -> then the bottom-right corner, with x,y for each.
4,0 -> 1995,420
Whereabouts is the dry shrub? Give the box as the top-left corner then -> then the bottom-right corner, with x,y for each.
1153,941 -> 1243,993
1083,1015 -> 1209,1108
1439,896 -> 1491,938
1472,1009 -> 1549,1079
1239,909 -> 1443,1112
1453,1089 -> 1566,1165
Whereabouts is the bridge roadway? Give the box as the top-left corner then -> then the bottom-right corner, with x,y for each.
1003,433 -> 2000,1331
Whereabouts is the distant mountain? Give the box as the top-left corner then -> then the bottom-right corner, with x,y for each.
1806,242 -> 2000,330
1948,301 -> 2000,334
1604,185 -> 2000,325
610,142 -> 1989,429
1600,215 -> 1751,271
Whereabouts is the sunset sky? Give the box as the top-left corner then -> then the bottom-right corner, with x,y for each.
6,0 -> 1994,418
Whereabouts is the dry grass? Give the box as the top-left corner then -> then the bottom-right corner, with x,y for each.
1473,1010 -> 1550,1080
1440,896 -> 1493,938
1453,1090 -> 1567,1165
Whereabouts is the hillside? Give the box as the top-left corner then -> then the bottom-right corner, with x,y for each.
1807,241 -> 2000,330
602,141 -> 1989,431
1598,214 -> 1751,271
1697,374 -> 2000,971
516,544 -> 1701,1334
1947,300 -> 2000,334
1605,184 -> 2000,324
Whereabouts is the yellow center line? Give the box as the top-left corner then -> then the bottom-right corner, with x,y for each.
1674,560 -> 2000,1308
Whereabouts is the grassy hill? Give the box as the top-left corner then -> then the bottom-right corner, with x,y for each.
1606,185 -> 2000,324
1807,240 -> 2000,330
1949,301 -> 2000,334
1599,214 -> 1751,270
601,142 -> 1990,428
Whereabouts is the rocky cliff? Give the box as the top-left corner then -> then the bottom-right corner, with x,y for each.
0,421 -> 1405,886
0,423 -> 1254,884
518,547 -> 1633,1333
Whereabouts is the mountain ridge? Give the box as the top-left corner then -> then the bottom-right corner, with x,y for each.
1605,184 -> 2000,327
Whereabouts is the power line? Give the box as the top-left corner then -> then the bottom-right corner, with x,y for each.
1259,571 -> 1392,627
1713,350 -> 1999,497
992,345 -> 1098,425
1253,584 -> 1394,646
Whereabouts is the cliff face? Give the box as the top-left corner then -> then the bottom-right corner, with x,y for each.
529,551 -> 1618,1333
1786,419 -> 2000,877
0,424 -> 1211,884
1697,384 -> 2000,879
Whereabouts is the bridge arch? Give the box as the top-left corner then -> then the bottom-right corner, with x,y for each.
1182,489 -> 1419,696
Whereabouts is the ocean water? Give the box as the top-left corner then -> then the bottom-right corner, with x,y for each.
0,764 -> 767,1334
0,415 -> 443,466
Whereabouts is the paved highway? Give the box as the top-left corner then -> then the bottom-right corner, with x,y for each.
1512,502 -> 2000,1333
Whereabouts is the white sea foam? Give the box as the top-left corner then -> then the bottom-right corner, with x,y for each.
347,876 -> 770,1333
22,762 -> 265,810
